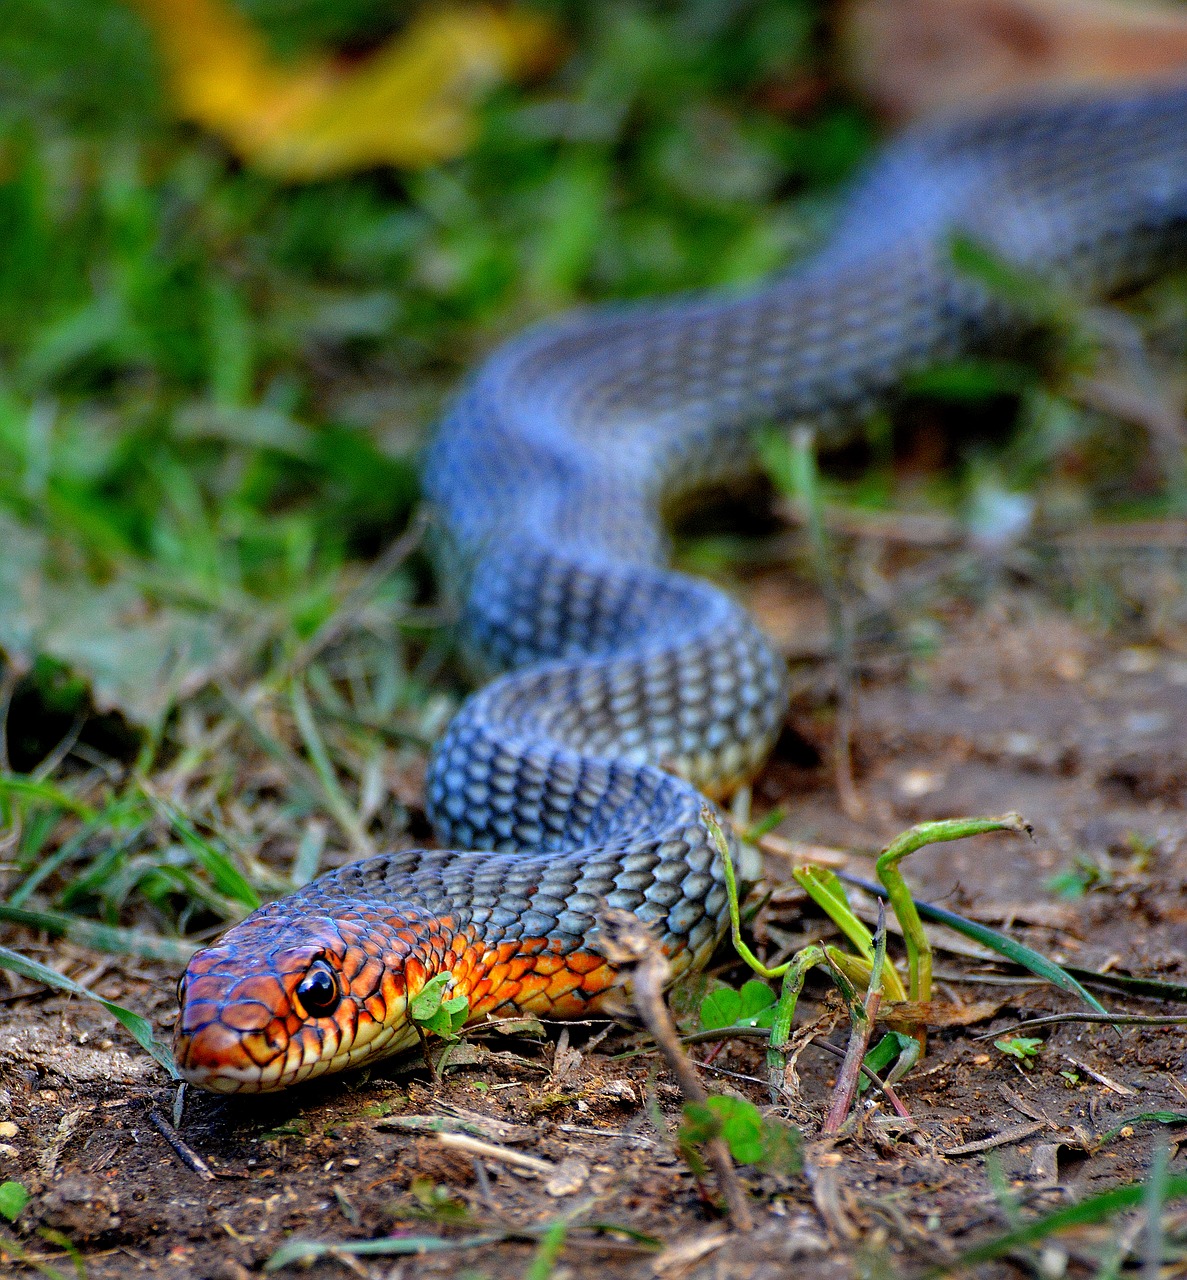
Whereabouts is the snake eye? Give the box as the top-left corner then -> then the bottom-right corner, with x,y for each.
176,974 -> 187,1006
296,962 -> 340,1018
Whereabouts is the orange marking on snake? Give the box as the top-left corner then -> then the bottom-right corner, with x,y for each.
513,972 -> 551,998
578,965 -> 616,996
221,1001 -> 273,1032
544,969 -> 581,1000
547,992 -> 594,1018
404,956 -> 427,994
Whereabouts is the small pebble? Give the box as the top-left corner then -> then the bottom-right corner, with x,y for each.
1118,647 -> 1158,675
546,1156 -> 589,1197
898,768 -> 944,797
599,1080 -> 636,1104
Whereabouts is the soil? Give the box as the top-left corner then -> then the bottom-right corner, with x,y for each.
3,589 -> 1187,1279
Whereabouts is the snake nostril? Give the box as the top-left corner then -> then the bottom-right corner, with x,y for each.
295,961 -> 341,1019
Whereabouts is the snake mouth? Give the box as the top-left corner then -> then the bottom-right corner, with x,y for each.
173,1019 -> 417,1094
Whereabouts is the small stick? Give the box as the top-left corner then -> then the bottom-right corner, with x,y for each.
148,1109 -> 216,1182
822,900 -> 886,1135
413,1021 -> 439,1085
437,1133 -> 555,1176
599,909 -> 754,1231
975,1013 -> 1187,1039
940,1119 -> 1048,1158
680,1026 -> 911,1118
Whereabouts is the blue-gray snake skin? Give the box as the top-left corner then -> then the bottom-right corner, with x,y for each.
174,83 -> 1187,1092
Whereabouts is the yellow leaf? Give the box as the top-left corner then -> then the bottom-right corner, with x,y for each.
129,0 -> 558,177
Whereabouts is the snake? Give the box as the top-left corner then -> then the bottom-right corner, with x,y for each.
174,82 -> 1187,1093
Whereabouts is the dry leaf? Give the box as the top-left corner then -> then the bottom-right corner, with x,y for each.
840,0 -> 1187,123
129,0 -> 558,177
881,998 -> 1007,1027
0,515 -> 234,727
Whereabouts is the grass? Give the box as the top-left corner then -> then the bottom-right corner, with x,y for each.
0,0 -> 877,944
1,0 -> 1186,1133
3,0 -> 1185,941
1,20 -> 1186,1280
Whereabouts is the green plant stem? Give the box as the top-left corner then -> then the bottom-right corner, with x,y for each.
792,865 -> 875,962
701,805 -> 788,981
927,1174 -> 1187,1275
766,945 -> 824,1101
842,868 -> 1109,1015
875,813 -> 1032,1004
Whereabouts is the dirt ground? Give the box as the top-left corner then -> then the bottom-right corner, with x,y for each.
3,587 -> 1187,1279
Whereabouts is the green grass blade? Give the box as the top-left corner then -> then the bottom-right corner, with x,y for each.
0,945 -> 179,1079
137,782 -> 260,910
0,775 -> 97,820
1098,1113 -> 1187,1147
840,873 -> 1108,1016
265,1233 -> 506,1272
0,1228 -> 66,1280
932,1174 -> 1187,1273
1064,967 -> 1187,1003
524,1220 -> 568,1280
0,904 -> 196,964
289,677 -> 372,855
793,866 -> 874,962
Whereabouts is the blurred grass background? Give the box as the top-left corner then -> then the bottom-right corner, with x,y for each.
0,0 -> 1183,958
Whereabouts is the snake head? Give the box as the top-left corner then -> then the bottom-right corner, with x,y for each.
173,907 -> 436,1093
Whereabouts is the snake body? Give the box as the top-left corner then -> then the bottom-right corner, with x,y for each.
175,84 -> 1187,1092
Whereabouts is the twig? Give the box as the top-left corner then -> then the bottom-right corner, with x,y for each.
413,1021 -> 439,1085
148,1109 -> 216,1181
757,833 -> 850,867
822,900 -> 885,1135
940,1120 -> 1048,1158
679,1026 -> 911,1118
975,1013 -> 1187,1040
1061,1054 -> 1136,1098
436,1133 -> 554,1176
598,909 -> 754,1231
777,497 -> 961,547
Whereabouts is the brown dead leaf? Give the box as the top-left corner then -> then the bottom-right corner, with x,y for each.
882,998 -> 1008,1027
840,0 -> 1187,124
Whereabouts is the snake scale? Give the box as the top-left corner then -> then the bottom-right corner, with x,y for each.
175,82 -> 1187,1092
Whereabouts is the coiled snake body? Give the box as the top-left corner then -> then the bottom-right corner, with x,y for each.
176,84 -> 1187,1092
